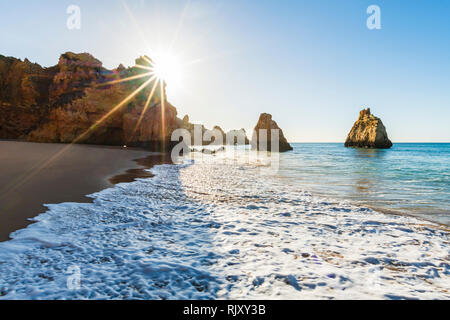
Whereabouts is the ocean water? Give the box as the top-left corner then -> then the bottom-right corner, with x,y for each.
280,143 -> 450,226
0,145 -> 448,299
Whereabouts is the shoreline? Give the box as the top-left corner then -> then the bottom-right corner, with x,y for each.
1,141 -> 448,243
292,185 -> 450,230
365,204 -> 450,231
0,140 -> 172,242
0,143 -> 448,299
284,143 -> 450,228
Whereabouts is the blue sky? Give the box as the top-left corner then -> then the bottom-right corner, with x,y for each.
1,0 -> 449,142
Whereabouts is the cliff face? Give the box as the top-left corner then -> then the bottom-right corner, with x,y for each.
0,55 -> 55,138
252,113 -> 293,152
345,108 -> 392,149
0,52 -> 178,150
0,55 -> 55,107
1,53 -> 293,151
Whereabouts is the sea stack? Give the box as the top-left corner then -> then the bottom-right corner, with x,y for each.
252,113 -> 293,152
226,129 -> 250,145
345,108 -> 393,149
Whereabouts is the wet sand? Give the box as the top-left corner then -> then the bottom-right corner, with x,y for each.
0,140 -> 171,242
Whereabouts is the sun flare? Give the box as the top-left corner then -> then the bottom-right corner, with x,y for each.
152,53 -> 182,89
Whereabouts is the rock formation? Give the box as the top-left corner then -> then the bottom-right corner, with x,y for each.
226,129 -> 250,145
176,119 -> 227,146
212,125 -> 225,137
1,53 -> 294,153
252,113 -> 293,152
0,52 -> 179,150
0,54 -> 55,138
210,125 -> 225,145
345,108 -> 392,149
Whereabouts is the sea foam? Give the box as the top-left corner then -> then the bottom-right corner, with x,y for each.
0,153 -> 448,299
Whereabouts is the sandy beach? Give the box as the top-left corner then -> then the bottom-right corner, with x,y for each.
0,140 -> 170,242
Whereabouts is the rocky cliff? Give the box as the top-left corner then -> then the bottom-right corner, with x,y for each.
345,108 -> 392,149
0,52 -> 178,150
0,54 -> 55,138
1,53 -> 293,152
252,113 -> 293,152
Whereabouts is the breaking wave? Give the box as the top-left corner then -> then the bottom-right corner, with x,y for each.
0,153 -> 449,299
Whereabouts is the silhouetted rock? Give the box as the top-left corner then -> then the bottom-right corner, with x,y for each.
177,118 -> 226,146
252,113 -> 293,152
209,126 -> 225,145
213,125 -> 225,137
226,128 -> 250,145
345,108 -> 393,149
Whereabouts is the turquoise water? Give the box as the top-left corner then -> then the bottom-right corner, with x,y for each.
278,143 -> 450,225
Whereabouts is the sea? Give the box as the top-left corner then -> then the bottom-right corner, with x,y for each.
281,143 -> 450,226
0,143 -> 448,299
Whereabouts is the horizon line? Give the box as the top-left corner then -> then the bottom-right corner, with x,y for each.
289,141 -> 450,144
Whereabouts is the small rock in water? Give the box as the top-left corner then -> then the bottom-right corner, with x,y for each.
345,108 -> 392,149
252,113 -> 293,152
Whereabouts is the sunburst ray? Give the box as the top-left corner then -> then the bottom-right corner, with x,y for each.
3,1 -> 196,199
160,80 -> 166,152
169,0 -> 191,53
96,71 -> 152,87
134,64 -> 154,72
130,77 -> 160,139
1,75 -> 156,197
141,55 -> 156,68
78,76 -> 155,143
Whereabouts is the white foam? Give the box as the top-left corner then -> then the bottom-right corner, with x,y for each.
0,155 -> 448,299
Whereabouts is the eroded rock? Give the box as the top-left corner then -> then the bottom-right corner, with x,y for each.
252,113 -> 293,152
226,129 -> 250,145
0,52 -> 179,150
345,108 -> 392,149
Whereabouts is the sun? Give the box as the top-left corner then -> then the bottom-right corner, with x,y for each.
152,52 -> 182,89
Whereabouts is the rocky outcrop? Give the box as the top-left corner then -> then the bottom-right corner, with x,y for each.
0,55 -> 56,138
0,55 -> 55,108
176,121 -> 251,146
226,129 -> 250,145
345,108 -> 392,149
208,126 -> 225,145
49,52 -> 104,105
0,52 -> 179,150
176,118 -> 226,146
252,113 -> 293,152
1,53 -> 294,152
0,104 -> 46,139
213,125 -> 225,138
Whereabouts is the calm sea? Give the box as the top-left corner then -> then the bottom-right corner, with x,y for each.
279,143 -> 450,225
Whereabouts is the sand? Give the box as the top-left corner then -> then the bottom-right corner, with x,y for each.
0,140 -> 170,242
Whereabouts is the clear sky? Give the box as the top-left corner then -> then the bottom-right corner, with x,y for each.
1,0 -> 449,142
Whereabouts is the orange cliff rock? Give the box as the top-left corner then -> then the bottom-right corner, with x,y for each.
0,52 -> 180,150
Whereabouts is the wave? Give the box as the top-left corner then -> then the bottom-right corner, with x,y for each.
0,154 -> 449,299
